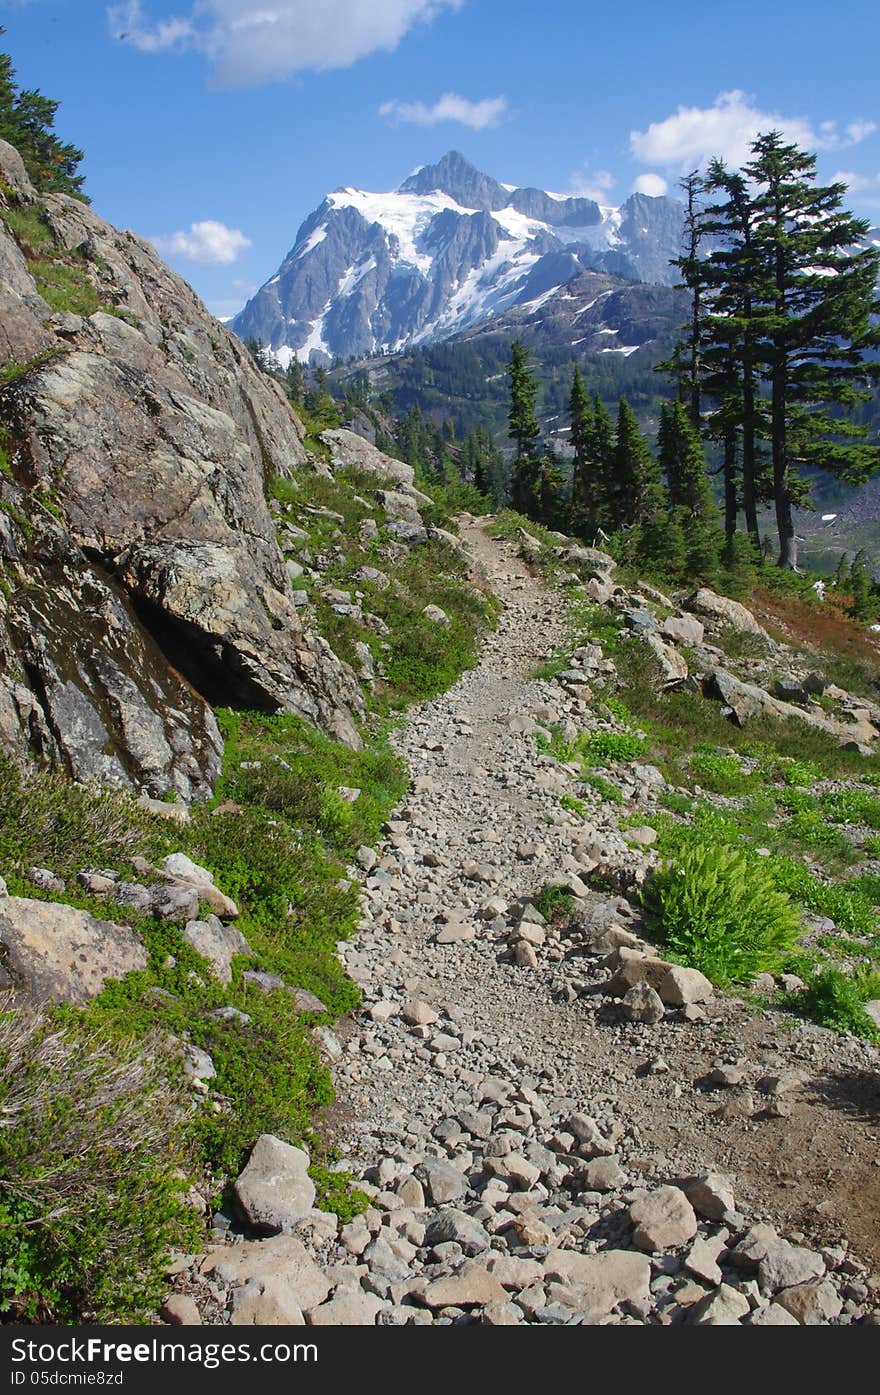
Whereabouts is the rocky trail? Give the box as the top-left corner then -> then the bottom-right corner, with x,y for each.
171,520 -> 880,1328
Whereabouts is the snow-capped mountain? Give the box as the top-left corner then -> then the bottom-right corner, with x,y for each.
231,152 -> 686,364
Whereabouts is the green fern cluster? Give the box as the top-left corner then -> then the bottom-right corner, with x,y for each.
644,841 -> 802,985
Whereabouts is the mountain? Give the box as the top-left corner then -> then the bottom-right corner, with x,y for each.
231,151 -> 686,364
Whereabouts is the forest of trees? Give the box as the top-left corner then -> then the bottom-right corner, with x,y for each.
0,29 -> 86,198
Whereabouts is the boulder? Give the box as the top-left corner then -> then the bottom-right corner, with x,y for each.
182,916 -> 252,986
661,614 -> 705,646
621,981 -> 665,1024
640,633 -> 688,685
320,428 -> 415,485
230,1277 -> 305,1326
0,150 -> 366,799
0,896 -> 147,1003
629,1186 -> 698,1252
686,588 -> 769,640
233,1135 -> 316,1233
679,1172 -> 736,1221
543,1250 -> 652,1319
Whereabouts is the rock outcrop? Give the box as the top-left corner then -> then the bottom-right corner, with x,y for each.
0,138 -> 364,798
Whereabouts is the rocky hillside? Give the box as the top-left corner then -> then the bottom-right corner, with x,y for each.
231,151 -> 686,364
0,136 -> 367,799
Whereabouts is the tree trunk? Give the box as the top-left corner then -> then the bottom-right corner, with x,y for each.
723,427 -> 737,539
741,345 -> 761,555
772,362 -> 797,568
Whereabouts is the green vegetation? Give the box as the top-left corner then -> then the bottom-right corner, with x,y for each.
0,1005 -> 198,1322
31,256 -> 100,316
581,772 -> 625,805
644,841 -> 801,985
0,30 -> 86,198
790,967 -> 880,1041
533,883 -> 576,921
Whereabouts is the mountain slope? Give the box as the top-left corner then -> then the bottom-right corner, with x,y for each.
231,151 -> 685,364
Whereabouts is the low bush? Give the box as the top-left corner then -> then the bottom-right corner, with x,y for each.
533,883 -> 575,921
643,841 -> 802,985
791,967 -> 880,1040
0,1001 -> 198,1322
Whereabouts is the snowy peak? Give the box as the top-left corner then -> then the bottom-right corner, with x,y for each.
398,150 -> 511,211
232,153 -> 686,364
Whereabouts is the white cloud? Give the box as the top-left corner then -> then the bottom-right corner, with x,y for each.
152,220 -> 252,265
379,92 -> 507,130
568,167 -> 616,202
846,120 -> 877,145
631,91 -> 877,173
109,0 -> 465,87
632,173 -> 668,197
108,1 -> 194,52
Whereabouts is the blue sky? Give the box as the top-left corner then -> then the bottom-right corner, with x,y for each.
2,0 -> 879,318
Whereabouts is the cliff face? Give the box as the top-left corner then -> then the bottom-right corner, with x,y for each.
0,139 -> 364,801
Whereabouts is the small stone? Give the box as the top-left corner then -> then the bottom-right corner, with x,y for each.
680,1172 -> 736,1221
415,1157 -> 467,1205
684,1236 -> 724,1286
658,964 -> 713,1006
401,1000 -> 438,1026
423,1209 -> 490,1256
621,981 -> 665,1024
690,1283 -> 751,1325
230,1277 -> 305,1325
306,1290 -> 384,1325
161,1294 -> 202,1325
421,1262 -> 507,1309
583,1155 -> 627,1192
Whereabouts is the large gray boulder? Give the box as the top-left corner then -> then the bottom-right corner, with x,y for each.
0,137 -> 365,798
233,1134 -> 316,1233
0,895 -> 148,1003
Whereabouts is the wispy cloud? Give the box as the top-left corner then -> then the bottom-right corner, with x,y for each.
568,167 -> 616,202
109,0 -> 465,87
151,220 -> 252,265
631,91 -> 877,173
833,170 -> 880,206
379,92 -> 507,131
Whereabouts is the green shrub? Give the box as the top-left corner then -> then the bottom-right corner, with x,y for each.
689,750 -> 752,794
560,792 -> 588,818
582,772 -> 624,804
644,841 -> 802,985
0,1002 -> 199,1322
864,835 -> 880,859
820,790 -> 880,829
533,883 -> 575,921
582,728 -> 647,767
791,968 -> 880,1040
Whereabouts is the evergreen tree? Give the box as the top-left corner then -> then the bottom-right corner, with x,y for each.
507,338 -> 541,519
285,357 -> 304,405
568,367 -> 595,537
538,454 -> 568,533
658,400 -> 713,517
743,132 -> 880,568
701,158 -> 768,552
586,394 -> 615,535
610,398 -> 664,530
0,31 -> 86,198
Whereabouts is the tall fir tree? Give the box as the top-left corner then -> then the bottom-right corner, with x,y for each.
507,338 -> 542,519
743,132 -> 880,568
587,394 -> 615,536
610,398 -> 664,530
568,367 -> 595,538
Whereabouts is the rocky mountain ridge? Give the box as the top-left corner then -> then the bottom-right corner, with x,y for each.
0,137 -> 367,799
231,151 -> 686,364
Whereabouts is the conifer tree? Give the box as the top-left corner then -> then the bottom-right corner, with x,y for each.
610,398 -> 664,530
741,132 -> 880,568
0,31 -> 86,198
508,338 -> 542,519
568,367 -> 595,537
587,394 -> 615,535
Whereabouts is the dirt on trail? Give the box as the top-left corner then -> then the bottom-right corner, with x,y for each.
331,518 -> 880,1281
